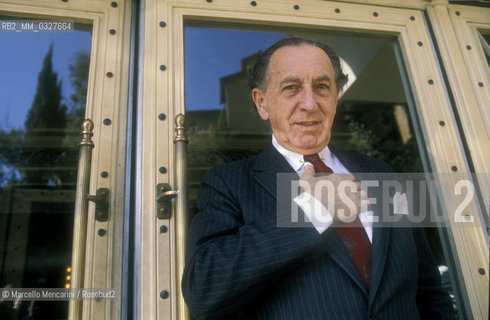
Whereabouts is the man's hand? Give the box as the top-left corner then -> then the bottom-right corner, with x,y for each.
299,165 -> 370,222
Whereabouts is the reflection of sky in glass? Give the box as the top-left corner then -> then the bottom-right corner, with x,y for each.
184,26 -> 287,111
0,30 -> 92,130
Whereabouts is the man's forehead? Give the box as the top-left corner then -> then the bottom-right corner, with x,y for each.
268,45 -> 334,79
271,44 -> 330,61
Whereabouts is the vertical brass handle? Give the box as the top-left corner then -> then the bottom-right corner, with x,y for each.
68,119 -> 94,320
174,114 -> 190,319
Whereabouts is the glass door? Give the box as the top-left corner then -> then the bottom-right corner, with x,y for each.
0,0 -> 132,319
141,1 -> 487,319
183,20 -> 457,314
0,19 -> 92,319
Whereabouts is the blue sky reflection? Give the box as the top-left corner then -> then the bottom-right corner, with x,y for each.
0,29 -> 92,130
184,26 -> 287,111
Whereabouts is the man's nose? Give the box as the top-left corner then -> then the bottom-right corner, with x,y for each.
299,86 -> 317,111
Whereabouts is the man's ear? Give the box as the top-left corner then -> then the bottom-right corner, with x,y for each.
252,88 -> 269,121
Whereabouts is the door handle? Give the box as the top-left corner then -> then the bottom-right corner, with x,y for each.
69,119 -> 94,320
156,183 -> 179,219
155,114 -> 190,319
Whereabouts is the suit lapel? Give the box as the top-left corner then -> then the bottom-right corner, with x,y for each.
368,227 -> 390,304
253,143 -> 297,199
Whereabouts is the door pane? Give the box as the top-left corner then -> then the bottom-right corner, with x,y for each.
0,17 -> 91,319
184,22 -> 423,209
184,22 -> 459,317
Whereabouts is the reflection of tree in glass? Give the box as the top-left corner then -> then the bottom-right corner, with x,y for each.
345,117 -> 380,159
345,111 -> 422,172
0,46 -> 90,188
0,129 -> 23,186
23,44 -> 67,186
62,51 -> 90,165
66,51 -> 90,130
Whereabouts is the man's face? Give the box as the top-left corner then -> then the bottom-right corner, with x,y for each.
252,45 -> 339,155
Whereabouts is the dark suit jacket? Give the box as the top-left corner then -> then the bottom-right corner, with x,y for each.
182,143 -> 454,320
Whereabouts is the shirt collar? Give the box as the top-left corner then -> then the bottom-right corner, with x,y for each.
272,135 -> 333,173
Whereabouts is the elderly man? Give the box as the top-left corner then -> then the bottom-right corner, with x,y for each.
182,37 -> 454,319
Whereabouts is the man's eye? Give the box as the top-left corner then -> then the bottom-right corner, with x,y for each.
283,84 -> 296,90
317,83 -> 330,89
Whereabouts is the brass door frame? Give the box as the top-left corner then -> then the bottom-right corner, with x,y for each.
427,3 -> 489,318
427,2 -> 489,212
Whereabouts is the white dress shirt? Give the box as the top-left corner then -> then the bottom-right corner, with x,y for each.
272,136 -> 374,242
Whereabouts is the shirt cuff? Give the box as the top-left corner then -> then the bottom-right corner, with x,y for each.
293,192 -> 333,234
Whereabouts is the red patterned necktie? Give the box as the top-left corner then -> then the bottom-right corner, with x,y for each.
303,153 -> 371,288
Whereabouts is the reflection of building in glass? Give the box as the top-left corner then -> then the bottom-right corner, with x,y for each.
212,43 -> 420,172
185,39 -> 424,221
219,52 -> 270,135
